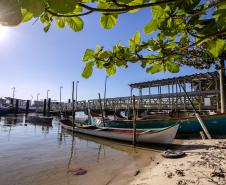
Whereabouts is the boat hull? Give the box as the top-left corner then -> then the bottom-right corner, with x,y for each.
61,122 -> 179,144
105,113 -> 226,135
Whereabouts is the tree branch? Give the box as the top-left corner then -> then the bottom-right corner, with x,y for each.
46,8 -> 94,17
180,29 -> 226,51
78,0 -> 180,13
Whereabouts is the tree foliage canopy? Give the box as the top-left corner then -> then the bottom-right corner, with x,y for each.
0,0 -> 226,78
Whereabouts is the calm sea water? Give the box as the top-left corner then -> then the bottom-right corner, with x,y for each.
0,114 -> 158,185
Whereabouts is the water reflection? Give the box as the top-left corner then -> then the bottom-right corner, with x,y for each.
0,114 -> 158,185
67,133 -> 76,170
0,114 -> 23,125
0,114 -> 53,138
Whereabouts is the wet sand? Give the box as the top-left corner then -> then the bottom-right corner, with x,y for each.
0,115 -> 162,185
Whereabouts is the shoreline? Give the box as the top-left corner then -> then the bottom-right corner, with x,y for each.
130,139 -> 226,185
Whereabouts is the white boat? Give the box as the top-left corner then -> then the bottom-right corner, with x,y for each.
60,120 -> 179,144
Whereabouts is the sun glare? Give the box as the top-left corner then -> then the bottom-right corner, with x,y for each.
0,25 -> 8,42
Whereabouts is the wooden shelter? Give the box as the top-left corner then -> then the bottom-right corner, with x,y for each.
128,72 -> 220,112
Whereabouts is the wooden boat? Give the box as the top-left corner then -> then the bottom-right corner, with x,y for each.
27,115 -> 53,125
60,119 -> 179,144
0,105 -> 14,115
101,113 -> 226,135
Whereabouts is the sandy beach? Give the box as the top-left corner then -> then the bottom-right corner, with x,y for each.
130,139 -> 226,185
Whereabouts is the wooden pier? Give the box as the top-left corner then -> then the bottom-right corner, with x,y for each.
15,72 -> 223,115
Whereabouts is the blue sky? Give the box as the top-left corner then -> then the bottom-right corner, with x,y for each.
0,9 -> 214,102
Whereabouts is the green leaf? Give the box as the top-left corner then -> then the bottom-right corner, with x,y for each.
96,45 -> 102,52
73,5 -> 83,14
44,24 -> 51,32
66,17 -> 83,32
96,60 -> 105,69
165,43 -> 176,49
100,14 -> 118,29
167,18 -> 173,28
83,49 -> 95,61
0,0 -> 23,26
106,65 -> 116,76
82,62 -> 94,79
129,32 -> 140,51
181,0 -> 201,13
19,0 -> 45,17
146,63 -> 162,74
40,13 -> 52,25
133,32 -> 140,45
55,17 -> 66,29
98,51 -> 112,59
152,6 -> 164,19
207,39 -> 225,58
144,19 -> 158,34
47,0 -> 75,14
164,5 -> 171,14
21,9 -> 33,23
217,16 -> 226,31
166,61 -> 180,73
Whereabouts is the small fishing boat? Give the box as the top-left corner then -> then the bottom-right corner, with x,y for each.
100,113 -> 226,135
27,115 -> 53,125
60,120 -> 179,144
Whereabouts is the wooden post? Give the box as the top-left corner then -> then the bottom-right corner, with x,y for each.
198,81 -> 202,111
72,81 -> 75,131
200,131 -> 206,140
148,86 -> 151,108
15,99 -> 19,114
179,82 -> 182,110
215,77 -> 220,112
10,98 -> 14,105
168,84 -> 170,109
158,86 -> 160,111
175,82 -> 178,110
43,99 -> 46,116
130,87 -> 133,119
98,93 -> 105,126
159,86 -> 162,110
219,59 -> 225,113
171,82 -> 176,110
47,98 -> 51,116
132,95 -> 137,146
25,100 -> 30,115
183,80 -> 186,111
178,81 -> 212,139
139,88 -> 142,109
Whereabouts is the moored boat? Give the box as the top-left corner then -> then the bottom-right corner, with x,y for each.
27,115 -> 53,125
60,120 -> 179,144
100,113 -> 226,135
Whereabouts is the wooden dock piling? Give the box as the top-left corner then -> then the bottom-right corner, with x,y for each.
15,99 -> 19,114
43,99 -> 47,116
25,100 -> 30,115
72,81 -> 75,132
132,95 -> 137,146
47,98 -> 51,116
98,93 -> 105,127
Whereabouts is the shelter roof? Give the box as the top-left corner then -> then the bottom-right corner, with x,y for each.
129,71 -> 218,89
